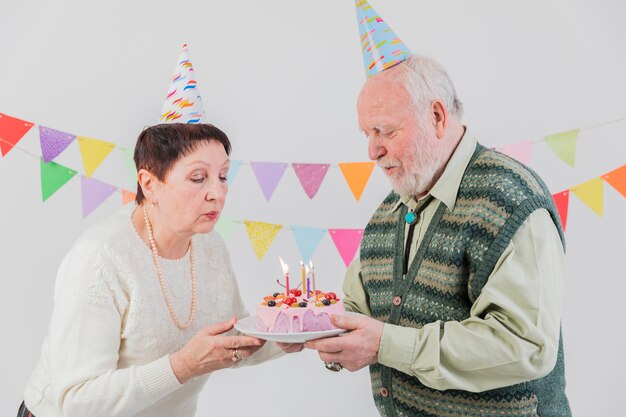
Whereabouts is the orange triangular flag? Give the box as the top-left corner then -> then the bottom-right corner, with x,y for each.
601,165 -> 626,198
571,177 -> 604,216
338,162 -> 375,201
77,136 -> 115,178
121,189 -> 137,205
243,220 -> 283,260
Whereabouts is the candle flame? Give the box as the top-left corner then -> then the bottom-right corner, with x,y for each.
309,260 -> 314,271
279,256 -> 289,275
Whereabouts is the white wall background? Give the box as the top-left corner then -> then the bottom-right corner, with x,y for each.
1,0 -> 625,415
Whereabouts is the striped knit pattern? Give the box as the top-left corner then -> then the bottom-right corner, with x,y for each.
361,145 -> 571,417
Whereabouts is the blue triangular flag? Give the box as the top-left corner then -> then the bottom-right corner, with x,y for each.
291,225 -> 327,263
228,160 -> 243,183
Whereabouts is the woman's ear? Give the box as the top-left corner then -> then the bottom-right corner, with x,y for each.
137,169 -> 157,204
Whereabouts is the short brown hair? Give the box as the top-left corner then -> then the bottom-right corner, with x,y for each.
133,123 -> 232,204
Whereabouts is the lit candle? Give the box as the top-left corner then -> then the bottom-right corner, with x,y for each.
309,260 -> 316,295
279,256 -> 290,296
305,264 -> 310,298
300,261 -> 306,297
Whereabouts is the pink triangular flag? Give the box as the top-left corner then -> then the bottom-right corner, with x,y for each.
328,228 -> 364,267
292,163 -> 330,199
39,125 -> 76,163
498,141 -> 532,165
81,176 -> 117,218
250,162 -> 289,201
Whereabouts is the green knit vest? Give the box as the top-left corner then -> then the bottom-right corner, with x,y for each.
360,145 -> 572,417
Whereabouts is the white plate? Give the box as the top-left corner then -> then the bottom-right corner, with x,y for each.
234,315 -> 347,343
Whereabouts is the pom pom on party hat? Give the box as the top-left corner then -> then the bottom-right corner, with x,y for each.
355,0 -> 411,78
160,44 -> 207,124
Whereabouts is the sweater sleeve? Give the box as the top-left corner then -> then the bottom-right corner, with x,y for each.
218,237 -> 283,367
46,239 -> 181,416
377,209 -> 565,392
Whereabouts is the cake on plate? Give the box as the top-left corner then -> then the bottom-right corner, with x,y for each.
256,289 -> 345,333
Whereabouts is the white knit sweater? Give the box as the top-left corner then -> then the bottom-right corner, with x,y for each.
24,205 -> 280,417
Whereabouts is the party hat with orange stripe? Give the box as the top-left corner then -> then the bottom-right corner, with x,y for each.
160,44 -> 207,124
355,0 -> 411,78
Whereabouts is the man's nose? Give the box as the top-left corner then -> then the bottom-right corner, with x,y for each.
368,136 -> 387,161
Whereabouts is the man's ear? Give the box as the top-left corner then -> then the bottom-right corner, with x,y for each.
431,100 -> 448,139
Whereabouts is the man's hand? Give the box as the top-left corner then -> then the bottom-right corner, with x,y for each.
305,313 -> 384,371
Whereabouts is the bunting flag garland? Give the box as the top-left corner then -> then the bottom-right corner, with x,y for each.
552,190 -> 570,232
339,162 -> 375,201
215,216 -> 238,241
0,113 -> 34,156
244,220 -> 283,260
2,109 -> 626,267
40,159 -> 78,201
498,140 -> 533,166
227,160 -> 243,183
77,136 -> 115,178
292,163 -> 330,199
601,165 -> 626,198
329,228 -> 364,267
39,125 -> 76,163
250,161 -> 289,201
291,226 -> 327,263
544,129 -> 579,168
571,177 -> 604,216
81,175 -> 117,218
121,189 -> 137,205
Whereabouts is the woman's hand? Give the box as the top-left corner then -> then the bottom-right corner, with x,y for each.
276,342 -> 304,353
169,317 -> 265,383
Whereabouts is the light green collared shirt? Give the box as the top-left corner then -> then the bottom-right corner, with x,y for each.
343,129 -> 565,392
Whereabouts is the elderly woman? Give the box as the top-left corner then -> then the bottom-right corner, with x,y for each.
19,123 -> 281,417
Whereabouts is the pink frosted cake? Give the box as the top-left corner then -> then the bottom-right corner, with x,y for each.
256,289 -> 345,333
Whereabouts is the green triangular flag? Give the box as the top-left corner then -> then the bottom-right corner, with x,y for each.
40,159 -> 78,201
121,147 -> 137,183
214,216 -> 238,241
544,128 -> 579,167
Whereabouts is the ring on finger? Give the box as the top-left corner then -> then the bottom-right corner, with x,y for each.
324,362 -> 343,372
232,348 -> 242,362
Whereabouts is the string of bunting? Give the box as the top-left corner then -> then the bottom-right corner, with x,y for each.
1,112 -> 625,266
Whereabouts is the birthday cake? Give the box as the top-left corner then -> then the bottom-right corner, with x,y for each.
256,289 -> 345,333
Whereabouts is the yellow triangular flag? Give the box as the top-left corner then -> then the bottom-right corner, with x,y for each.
544,129 -> 579,168
77,136 -> 115,178
244,220 -> 283,260
338,162 -> 375,201
571,177 -> 604,216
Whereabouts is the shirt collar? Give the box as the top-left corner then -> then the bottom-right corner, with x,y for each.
391,127 -> 477,213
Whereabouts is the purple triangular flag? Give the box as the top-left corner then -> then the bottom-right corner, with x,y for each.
250,161 -> 288,201
292,163 -> 330,199
39,125 -> 76,163
81,175 -> 117,217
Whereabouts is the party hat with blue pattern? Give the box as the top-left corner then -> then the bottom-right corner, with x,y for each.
160,44 -> 208,124
355,0 -> 412,78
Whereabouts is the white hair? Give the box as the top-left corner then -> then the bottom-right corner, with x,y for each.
397,54 -> 463,120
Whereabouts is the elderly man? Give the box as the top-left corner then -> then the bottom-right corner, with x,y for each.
306,55 -> 572,417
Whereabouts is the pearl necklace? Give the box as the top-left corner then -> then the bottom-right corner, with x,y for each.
143,205 -> 197,330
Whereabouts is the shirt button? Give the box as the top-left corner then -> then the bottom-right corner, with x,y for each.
380,387 -> 389,397
392,296 -> 402,306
